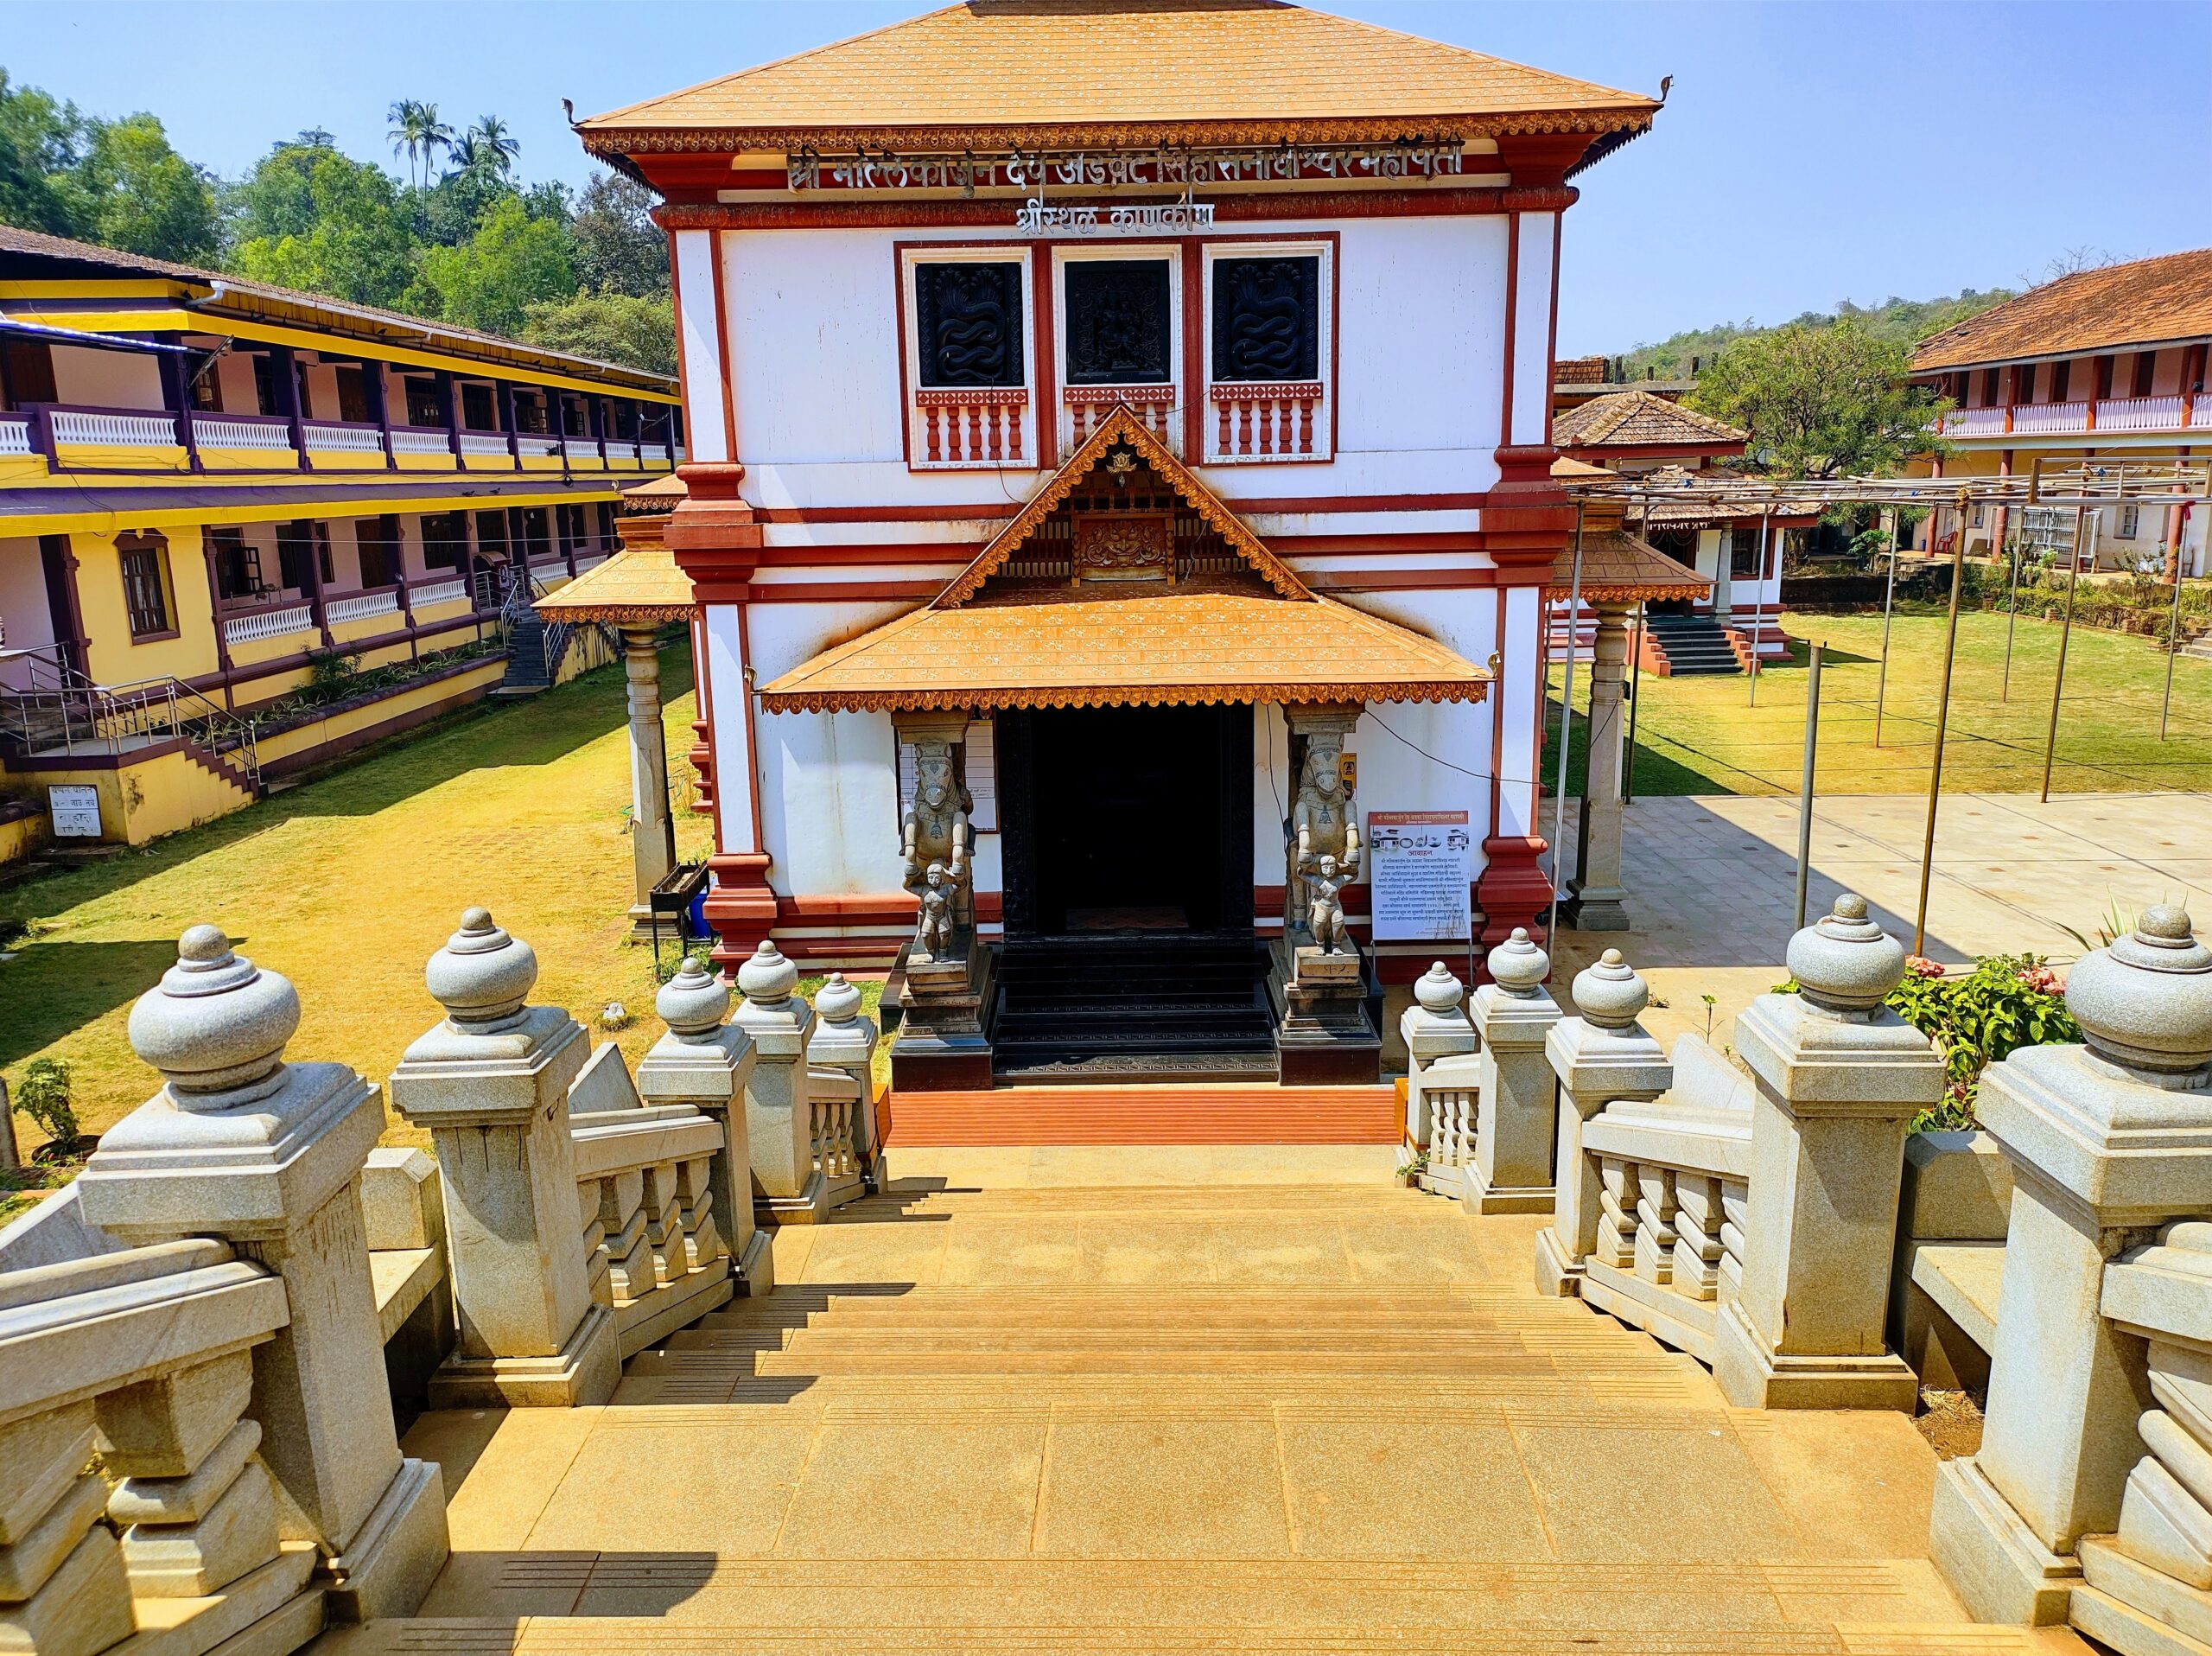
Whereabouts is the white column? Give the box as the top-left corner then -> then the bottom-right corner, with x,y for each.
1510,212 -> 1558,449
671,229 -> 728,465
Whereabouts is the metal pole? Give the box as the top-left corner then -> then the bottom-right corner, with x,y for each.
1748,506 -> 1771,706
1874,509 -> 1899,748
2000,527 -> 2023,702
2161,511 -> 2189,738
1912,496 -> 1971,959
1623,602 -> 1646,806
1794,640 -> 1825,933
2040,504 -> 2088,803
1548,506 -> 1587,943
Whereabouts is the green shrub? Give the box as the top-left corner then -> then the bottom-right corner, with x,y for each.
13,1058 -> 81,1156
1777,953 -> 2077,1131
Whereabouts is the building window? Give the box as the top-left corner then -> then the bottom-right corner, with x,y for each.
461,383 -> 496,430
2133,351 -> 2159,398
420,512 -> 468,571
207,528 -> 264,603
118,533 -> 174,638
514,391 -> 549,435
913,263 -> 1025,387
2120,503 -> 2142,540
276,520 -> 333,591
334,365 -> 372,424
404,377 -> 444,427
1980,366 -> 1999,407
1063,260 -> 1171,385
355,516 -> 402,588
1730,526 -> 1760,578
1210,256 -> 1320,383
2050,360 -> 2071,403
2015,364 -> 2036,404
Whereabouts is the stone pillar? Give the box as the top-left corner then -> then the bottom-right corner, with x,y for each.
1930,905 -> 2212,1625
1401,962 -> 1478,1194
387,908 -> 620,1408
1567,601 -> 1634,931
637,956 -> 774,1296
730,939 -> 823,1225
1712,895 -> 1942,1411
1468,928 -> 1564,1214
809,972 -> 880,1177
1534,949 -> 1671,1298
76,926 -> 449,1621
1712,528 -> 1733,622
623,626 -> 677,938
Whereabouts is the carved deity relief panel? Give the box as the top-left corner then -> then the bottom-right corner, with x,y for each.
913,262 -> 1026,388
1074,513 -> 1173,583
1211,256 -> 1320,383
1064,259 -> 1172,385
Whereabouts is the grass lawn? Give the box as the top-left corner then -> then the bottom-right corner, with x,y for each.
0,638 -> 885,1181
1548,607 -> 2212,799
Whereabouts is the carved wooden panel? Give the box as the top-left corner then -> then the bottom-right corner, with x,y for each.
1074,513 -> 1173,583
1064,260 -> 1172,385
914,263 -> 1025,388
1211,255 -> 1320,382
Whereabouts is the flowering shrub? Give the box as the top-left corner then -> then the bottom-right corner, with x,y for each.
1777,952 -> 2077,1131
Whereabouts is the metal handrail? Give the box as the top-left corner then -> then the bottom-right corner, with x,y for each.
0,658 -> 260,793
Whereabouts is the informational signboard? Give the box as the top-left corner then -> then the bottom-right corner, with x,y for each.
1367,810 -> 1471,943
48,784 -> 102,839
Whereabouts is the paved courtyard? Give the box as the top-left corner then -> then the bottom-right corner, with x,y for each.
1551,789 -> 2207,1054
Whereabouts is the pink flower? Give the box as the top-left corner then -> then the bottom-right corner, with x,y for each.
1907,956 -> 1945,979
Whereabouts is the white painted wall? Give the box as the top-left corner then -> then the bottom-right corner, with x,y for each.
0,537 -> 57,685
1510,212 -> 1556,447
50,346 -> 162,410
674,230 -> 729,463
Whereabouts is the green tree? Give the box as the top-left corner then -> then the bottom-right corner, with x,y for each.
407,194 -> 573,334
520,289 -> 675,374
385,99 -> 453,192
0,70 -> 90,238
569,171 -> 667,297
79,114 -> 217,262
230,143 -> 415,307
1687,316 -> 1950,480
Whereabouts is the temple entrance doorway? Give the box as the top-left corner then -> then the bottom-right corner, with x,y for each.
993,704 -> 1272,1080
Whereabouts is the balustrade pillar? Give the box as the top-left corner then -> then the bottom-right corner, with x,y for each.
622,626 -> 677,937
1713,895 -> 1942,1411
75,926 -> 448,1621
1930,906 -> 2212,1625
731,940 -> 824,1225
807,972 -> 880,1207
1401,962 -> 1478,1196
1469,929 -> 1564,1213
1566,601 -> 1635,931
1535,949 -> 1671,1297
388,908 -> 620,1408
638,957 -> 772,1294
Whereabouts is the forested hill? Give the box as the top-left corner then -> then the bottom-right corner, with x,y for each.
1617,290 -> 2015,380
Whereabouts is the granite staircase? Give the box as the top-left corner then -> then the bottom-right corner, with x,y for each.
1640,612 -> 1744,676
990,933 -> 1276,1080
348,1177 -> 2083,1656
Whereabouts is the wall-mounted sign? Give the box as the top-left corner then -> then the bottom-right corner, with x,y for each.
1367,810 -> 1471,943
1338,753 -> 1357,794
48,784 -> 102,838
789,143 -> 1467,194
1014,198 -> 1215,236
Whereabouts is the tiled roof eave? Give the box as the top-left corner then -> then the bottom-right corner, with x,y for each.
759,678 -> 1487,713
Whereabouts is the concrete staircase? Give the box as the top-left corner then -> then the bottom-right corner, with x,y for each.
494,615 -> 553,697
1638,613 -> 1744,676
340,1175 -> 2083,1655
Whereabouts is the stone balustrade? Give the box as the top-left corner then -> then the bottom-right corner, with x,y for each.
806,971 -> 880,1210
1401,961 -> 1480,1198
735,939 -> 873,1225
1467,930 -> 1564,1213
1,924 -> 452,1646
1535,897 -> 1944,1411
1928,904 -> 2212,1646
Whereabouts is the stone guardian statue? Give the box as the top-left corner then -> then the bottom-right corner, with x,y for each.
902,740 -> 974,935
1288,731 -> 1360,937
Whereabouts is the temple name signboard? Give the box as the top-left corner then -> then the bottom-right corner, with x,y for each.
1367,810 -> 1471,942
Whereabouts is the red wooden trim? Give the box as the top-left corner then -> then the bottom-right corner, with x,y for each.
1500,211 -> 1520,450
893,242 -> 913,468
708,231 -> 738,461
656,187 -> 1573,232
1031,239 -> 1057,469
751,487 -> 1500,525
741,580 -> 946,604
1182,238 -> 1205,460
1300,569 -> 1500,593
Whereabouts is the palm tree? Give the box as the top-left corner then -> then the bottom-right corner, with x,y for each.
385,100 -> 453,189
467,115 -> 520,178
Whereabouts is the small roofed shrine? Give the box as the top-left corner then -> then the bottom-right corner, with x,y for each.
761,406 -> 1490,1089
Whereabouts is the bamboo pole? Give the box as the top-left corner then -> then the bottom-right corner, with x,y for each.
2162,537 -> 2188,740
2040,505 -> 2089,803
1748,506 -> 1771,706
1912,495 -> 1971,959
1794,640 -> 1824,933
1874,508 -> 1899,748
2000,527 -> 2024,701
1548,506 -> 1587,943
1623,602 -> 1646,806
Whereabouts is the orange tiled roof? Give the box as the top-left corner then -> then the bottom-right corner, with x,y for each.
1912,247 -> 2212,371
1554,531 -> 1710,602
756,583 -> 1489,712
531,547 -> 694,621
1553,388 -> 1745,449
579,0 -> 1656,153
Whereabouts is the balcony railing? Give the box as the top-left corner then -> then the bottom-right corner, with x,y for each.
326,587 -> 403,627
409,576 -> 470,608
1062,385 -> 1176,456
391,426 -> 454,456
1207,379 -> 1329,462
196,413 -> 294,451
1941,393 -> 2209,440
1938,405 -> 2007,439
48,405 -> 183,449
912,387 -> 1030,468
302,419 -> 385,455
221,601 -> 316,647
0,413 -> 29,456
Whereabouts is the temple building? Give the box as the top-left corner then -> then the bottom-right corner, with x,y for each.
0,227 -> 679,850
1908,245 -> 2212,576
576,0 -> 1659,1103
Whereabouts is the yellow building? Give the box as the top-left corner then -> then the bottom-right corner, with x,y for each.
0,226 -> 681,853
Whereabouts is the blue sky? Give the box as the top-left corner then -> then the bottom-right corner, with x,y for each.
5,2 -> 2207,354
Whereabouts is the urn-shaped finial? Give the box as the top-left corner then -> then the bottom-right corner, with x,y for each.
424,906 -> 538,1028
1572,948 -> 1647,1030
2065,905 -> 2212,1076
1786,894 -> 1907,1014
657,955 -> 732,1038
737,938 -> 798,1006
1487,927 -> 1550,997
128,925 -> 301,1105
1414,961 -> 1464,1015
815,971 -> 863,1026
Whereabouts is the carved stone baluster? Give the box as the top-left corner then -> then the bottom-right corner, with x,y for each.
985,399 -> 1002,461
1719,1177 -> 1749,1302
598,1169 -> 652,1305
642,1159 -> 689,1287
1634,1166 -> 1677,1286
1672,1173 -> 1725,1301
677,1155 -> 724,1271
577,1177 -> 610,1308
639,956 -> 770,1293
1597,1157 -> 1637,1270
0,1398 -> 135,1656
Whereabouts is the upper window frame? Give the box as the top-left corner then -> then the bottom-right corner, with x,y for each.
898,244 -> 1039,474
1198,237 -> 1337,466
